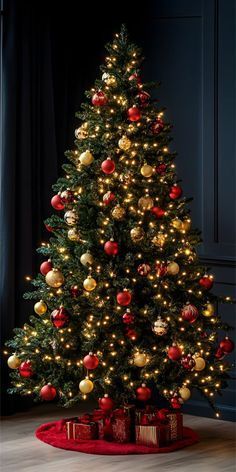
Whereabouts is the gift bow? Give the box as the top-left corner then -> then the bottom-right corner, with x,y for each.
140,408 -> 169,426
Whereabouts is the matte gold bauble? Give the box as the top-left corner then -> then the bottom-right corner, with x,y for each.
45,269 -> 64,288
171,218 -> 183,230
152,232 -> 165,247
83,275 -> 97,291
138,195 -> 154,211
167,261 -> 180,275
179,386 -> 191,401
141,164 -> 153,178
202,303 -> 215,317
182,219 -> 191,232
68,227 -> 80,241
111,205 -> 126,220
194,357 -> 206,371
133,352 -> 148,367
118,135 -> 131,151
79,150 -> 94,166
79,378 -> 94,393
80,252 -> 94,266
7,354 -> 21,369
34,300 -> 47,315
130,227 -> 145,242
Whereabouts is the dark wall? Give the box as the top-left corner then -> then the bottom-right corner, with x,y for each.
1,0 -> 235,419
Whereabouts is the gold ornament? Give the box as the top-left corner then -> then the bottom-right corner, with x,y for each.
130,227 -> 145,242
102,72 -> 116,86
68,227 -> 80,241
83,275 -> 97,291
111,205 -> 125,220
141,164 -> 153,178
152,232 -> 165,247
167,261 -> 180,275
34,300 -> 47,315
152,316 -> 168,336
133,352 -> 148,367
7,354 -> 21,369
202,303 -> 215,317
64,210 -> 78,226
138,195 -> 154,211
75,122 -> 88,139
45,269 -> 64,288
182,219 -> 191,232
171,218 -> 183,230
80,252 -> 94,266
118,135 -> 131,151
79,150 -> 94,166
194,357 -> 206,371
179,386 -> 191,401
79,378 -> 94,393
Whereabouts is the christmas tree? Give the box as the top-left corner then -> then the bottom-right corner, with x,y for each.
6,26 -> 234,415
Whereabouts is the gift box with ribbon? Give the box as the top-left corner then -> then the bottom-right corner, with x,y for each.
135,407 -> 170,447
66,415 -> 98,440
166,411 -> 183,441
111,408 -> 131,443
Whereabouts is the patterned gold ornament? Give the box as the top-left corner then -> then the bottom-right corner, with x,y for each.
7,354 -> 21,369
118,135 -> 131,151
138,195 -> 154,211
182,219 -> 191,232
34,300 -> 47,315
202,303 -> 215,317
111,205 -> 126,220
83,275 -> 97,291
194,356 -> 206,371
80,252 -> 94,266
152,316 -> 168,336
171,218 -> 183,230
130,226 -> 145,242
64,210 -> 78,226
140,164 -> 153,178
179,386 -> 191,401
152,232 -> 165,247
102,72 -> 116,86
75,122 -> 88,139
167,261 -> 180,275
79,377 -> 94,393
45,269 -> 64,288
79,150 -> 94,166
133,352 -> 148,367
68,227 -> 80,241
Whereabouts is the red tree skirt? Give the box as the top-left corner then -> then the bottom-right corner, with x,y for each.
35,420 -> 199,455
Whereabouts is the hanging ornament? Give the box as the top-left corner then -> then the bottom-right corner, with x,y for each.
156,163 -> 167,175
152,117 -> 164,134
75,122 -> 88,140
169,185 -> 183,200
101,158 -> 115,174
133,352 -> 148,367
152,316 -> 168,336
199,275 -> 214,290
40,259 -> 53,276
7,354 -> 21,369
151,206 -> 165,218
219,337 -> 234,354
136,384 -> 151,401
51,194 -> 64,210
140,164 -> 153,178
80,251 -> 93,266
19,361 -> 33,378
79,377 -> 94,393
60,189 -> 74,204
128,72 -> 141,84
167,344 -> 182,361
122,309 -> 135,325
152,232 -> 165,247
130,226 -> 145,242
194,356 -> 206,371
51,307 -> 70,328
91,91 -> 108,106
45,223 -> 53,232
118,135 -> 131,151
34,300 -> 47,316
170,396 -> 182,409
83,352 -> 99,370
182,218 -> 191,232
181,303 -> 199,323
117,290 -> 132,306
127,105 -> 141,122
181,354 -> 196,370
155,262 -> 167,277
102,72 -> 116,86
179,387 -> 191,401
64,210 -> 78,226
119,171 -> 133,185
126,328 -> 138,340
99,394 -> 115,411
171,218 -> 183,231
79,150 -> 94,166
137,263 -> 151,276
70,285 -> 79,298
111,205 -> 125,220
167,261 -> 180,275
137,90 -> 150,105
215,347 -> 225,359
45,269 -> 64,288
103,191 -> 115,205
67,227 -> 80,241
83,275 -> 97,291
40,384 -> 57,401
104,240 -> 119,256
202,303 -> 215,317
138,195 -> 154,211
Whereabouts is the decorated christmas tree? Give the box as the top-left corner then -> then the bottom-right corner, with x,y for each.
6,26 -> 234,416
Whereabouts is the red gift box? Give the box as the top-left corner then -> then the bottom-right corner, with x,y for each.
135,423 -> 169,447
135,405 -> 156,425
66,416 -> 98,440
112,408 -> 131,443
92,409 -> 113,440
166,411 -> 183,441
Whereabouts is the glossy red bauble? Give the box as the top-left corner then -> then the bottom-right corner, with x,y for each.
19,361 -> 33,378
137,91 -> 150,105
152,118 -> 164,134
83,352 -> 99,370
60,190 -> 74,204
92,91 -> 108,106
155,262 -> 167,277
199,276 -> 214,290
181,354 -> 196,370
156,163 -> 167,175
127,106 -> 141,122
51,307 -> 70,329
220,337 -> 234,354
151,206 -> 165,218
40,260 -> 52,276
169,185 -> 183,200
170,397 -> 182,409
103,191 -> 115,205
181,303 -> 199,323
215,347 -> 225,359
104,240 -> 119,256
116,290 -> 132,306
137,263 -> 151,276
51,194 -> 64,210
167,345 -> 182,361
101,158 -> 115,175
128,72 -> 141,84
136,384 -> 152,401
70,285 -> 79,298
40,384 -> 57,401
99,394 -> 115,411
122,310 -> 135,325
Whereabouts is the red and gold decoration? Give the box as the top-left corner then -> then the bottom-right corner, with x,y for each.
40,384 -> 57,401
181,303 -> 199,323
80,251 -> 94,266
79,378 -> 94,393
136,384 -> 152,401
51,194 -> 64,210
152,118 -> 164,134
130,226 -> 145,242
111,204 -> 125,220
99,394 -> 115,411
202,303 -> 215,317
45,268 -> 64,288
199,275 -> 214,290
167,345 -> 182,361
137,263 -> 151,276
40,259 -> 52,275
193,356 -> 206,371
122,309 -> 135,324
92,91 -> 108,106
219,337 -> 234,354
51,307 -> 70,328
116,290 -> 132,306
104,240 -> 119,256
169,185 -> 182,200
118,135 -> 131,151
78,150 -> 94,166
7,354 -> 21,369
181,354 -> 195,370
83,275 -> 97,292
151,206 -> 165,218
103,191 -> 115,205
127,105 -> 141,122
138,195 -> 154,211
101,158 -> 115,174
141,164 -> 153,178
19,361 -> 33,378
133,352 -> 148,367
83,352 -> 99,370
34,300 -> 47,316
152,316 -> 168,336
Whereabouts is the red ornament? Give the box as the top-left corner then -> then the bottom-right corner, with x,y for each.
199,275 -> 214,290
136,384 -> 152,401
51,307 -> 70,329
99,394 -> 114,411
101,158 -> 115,175
40,259 -> 52,276
151,206 -> 165,218
220,337 -> 234,354
156,163 -> 167,175
127,106 -> 141,122
167,345 -> 182,361
19,361 -> 33,378
104,240 -> 119,256
155,262 -> 167,277
181,303 -> 199,323
60,190 -> 74,204
116,290 -> 132,306
40,384 -> 57,401
158,408 -> 169,421
92,91 -> 108,106
103,191 -> 115,205
51,194 -> 64,210
215,347 -> 225,360
45,223 -> 53,232
137,91 -> 150,105
128,72 -> 141,84
152,118 -> 164,134
126,328 -> 138,340
137,263 -> 151,276
122,309 -> 135,324
181,354 -> 196,370
83,352 -> 99,370
170,397 -> 182,409
70,285 -> 79,298
169,185 -> 183,200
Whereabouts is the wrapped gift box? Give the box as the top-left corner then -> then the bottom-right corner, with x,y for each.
135,423 -> 169,447
66,419 -> 98,440
112,408 -> 131,443
166,411 -> 183,441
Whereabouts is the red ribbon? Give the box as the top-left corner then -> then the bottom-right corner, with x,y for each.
139,408 -> 169,426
